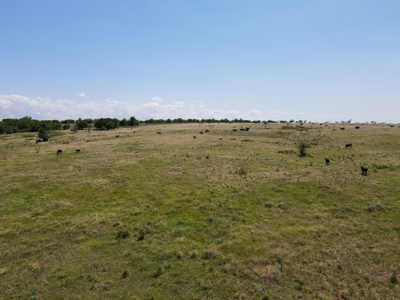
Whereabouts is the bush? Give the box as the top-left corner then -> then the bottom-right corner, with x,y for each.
38,128 -> 49,140
297,140 -> 310,157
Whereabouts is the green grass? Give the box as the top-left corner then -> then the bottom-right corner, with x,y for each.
1,123 -> 400,299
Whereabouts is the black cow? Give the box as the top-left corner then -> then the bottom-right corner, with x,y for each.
355,126 -> 360,129
157,132 -> 162,135
75,149 -> 80,153
340,127 -> 345,130
325,158 -> 330,165
345,143 -> 352,148
57,150 -> 62,154
361,166 -> 368,176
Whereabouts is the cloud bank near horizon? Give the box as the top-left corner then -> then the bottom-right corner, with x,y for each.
0,94 -> 263,121
0,94 -> 394,123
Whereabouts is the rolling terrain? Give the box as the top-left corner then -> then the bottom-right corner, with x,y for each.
1,122 -> 399,299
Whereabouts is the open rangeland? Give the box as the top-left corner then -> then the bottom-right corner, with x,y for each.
1,122 -> 400,299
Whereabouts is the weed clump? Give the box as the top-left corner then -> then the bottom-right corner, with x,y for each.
277,203 -> 286,210
116,231 -> 130,240
278,150 -> 296,155
176,251 -> 184,259
202,249 -> 218,260
153,267 -> 164,278
367,202 -> 385,212
137,229 -> 146,241
190,250 -> 199,259
121,270 -> 129,278
390,271 -> 398,284
236,167 -> 247,176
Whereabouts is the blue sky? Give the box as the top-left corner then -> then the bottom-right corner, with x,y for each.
1,1 -> 399,122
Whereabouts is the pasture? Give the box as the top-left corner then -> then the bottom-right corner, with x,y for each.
1,122 -> 400,299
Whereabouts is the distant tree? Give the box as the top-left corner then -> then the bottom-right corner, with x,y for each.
120,118 -> 128,126
128,116 -> 139,126
38,127 -> 49,140
94,118 -> 119,130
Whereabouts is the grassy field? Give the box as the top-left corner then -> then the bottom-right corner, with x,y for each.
1,122 -> 400,299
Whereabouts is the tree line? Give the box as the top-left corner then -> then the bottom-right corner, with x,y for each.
0,116 -> 293,135
1,116 -> 387,135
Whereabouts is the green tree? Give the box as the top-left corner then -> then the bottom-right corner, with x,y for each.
38,127 -> 49,140
128,116 -> 139,126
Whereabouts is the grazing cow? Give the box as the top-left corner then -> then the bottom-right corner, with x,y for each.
57,150 -> 62,155
205,130 -> 209,133
245,127 -> 250,131
200,131 -> 203,134
115,135 -> 120,138
75,149 -> 80,153
325,158 -> 330,165
345,143 -> 352,148
233,129 -> 237,132
157,132 -> 162,135
361,166 -> 368,176
340,127 -> 345,130
355,126 -> 360,129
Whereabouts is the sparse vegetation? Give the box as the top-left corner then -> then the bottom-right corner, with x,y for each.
1,122 -> 400,299
297,139 -> 310,157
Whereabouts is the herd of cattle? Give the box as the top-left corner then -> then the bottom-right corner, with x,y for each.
50,124 -> 373,176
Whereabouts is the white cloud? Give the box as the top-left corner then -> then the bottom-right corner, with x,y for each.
151,97 -> 162,103
0,94 -> 265,121
78,92 -> 85,97
1,94 -> 398,123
